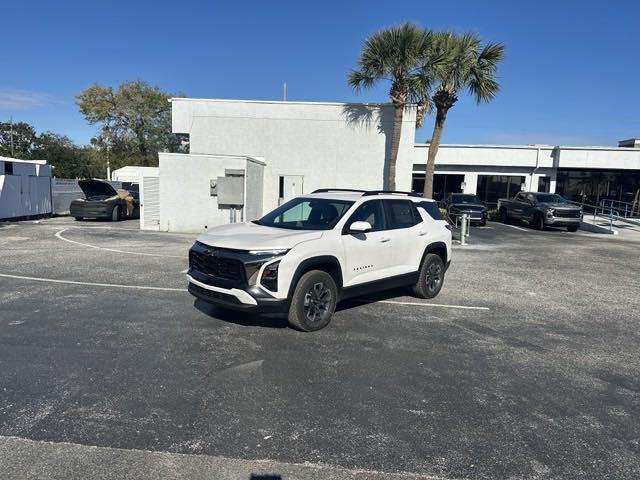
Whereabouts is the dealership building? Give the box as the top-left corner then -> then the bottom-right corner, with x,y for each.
154,97 -> 640,232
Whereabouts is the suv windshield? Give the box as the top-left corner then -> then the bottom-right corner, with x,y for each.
450,194 -> 481,204
535,194 -> 566,203
254,197 -> 354,230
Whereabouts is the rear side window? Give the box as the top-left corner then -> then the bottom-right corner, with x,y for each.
418,201 -> 444,221
384,200 -> 420,229
4,161 -> 13,175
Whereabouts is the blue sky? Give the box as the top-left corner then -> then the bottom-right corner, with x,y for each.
1,0 -> 638,146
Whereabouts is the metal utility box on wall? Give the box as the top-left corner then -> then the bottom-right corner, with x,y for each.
158,153 -> 265,232
217,174 -> 244,206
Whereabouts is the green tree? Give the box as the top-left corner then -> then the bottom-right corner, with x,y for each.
76,80 -> 185,168
421,32 -> 504,198
33,133 -> 103,178
0,121 -> 38,158
348,23 -> 434,190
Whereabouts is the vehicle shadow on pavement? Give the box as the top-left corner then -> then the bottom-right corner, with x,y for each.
193,299 -> 289,328
336,287 -> 411,312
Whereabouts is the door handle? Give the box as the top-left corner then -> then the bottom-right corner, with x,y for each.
379,237 -> 390,243
418,231 -> 427,236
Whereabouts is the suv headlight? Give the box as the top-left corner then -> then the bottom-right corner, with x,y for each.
544,208 -> 555,217
244,250 -> 288,285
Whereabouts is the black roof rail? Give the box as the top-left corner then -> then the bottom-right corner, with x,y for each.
311,188 -> 368,194
362,190 -> 422,197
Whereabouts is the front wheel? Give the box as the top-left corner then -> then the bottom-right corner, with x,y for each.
287,270 -> 338,332
567,225 -> 579,232
413,253 -> 445,299
533,213 -> 545,230
111,205 -> 120,222
74,216 -> 83,221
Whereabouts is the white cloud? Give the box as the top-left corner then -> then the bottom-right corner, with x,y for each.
0,88 -> 59,110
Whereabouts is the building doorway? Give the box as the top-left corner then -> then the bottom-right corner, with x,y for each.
278,175 -> 304,205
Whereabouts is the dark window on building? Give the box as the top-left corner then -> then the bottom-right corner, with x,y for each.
4,162 -> 14,175
384,200 -> 419,229
556,169 -> 640,205
412,173 -> 464,202
538,176 -> 551,193
476,175 -> 526,207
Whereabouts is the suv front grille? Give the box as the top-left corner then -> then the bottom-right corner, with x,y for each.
554,210 -> 581,218
189,245 -> 246,287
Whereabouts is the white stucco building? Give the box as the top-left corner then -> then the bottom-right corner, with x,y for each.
156,97 -> 640,232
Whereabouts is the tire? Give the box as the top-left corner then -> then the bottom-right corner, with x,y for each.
287,270 -> 338,332
74,216 -> 83,221
111,205 -> 120,222
533,213 -> 545,230
413,253 -> 445,299
499,208 -> 510,224
567,225 -> 579,232
479,219 -> 487,227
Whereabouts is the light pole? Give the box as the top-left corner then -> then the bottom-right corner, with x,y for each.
104,125 -> 111,180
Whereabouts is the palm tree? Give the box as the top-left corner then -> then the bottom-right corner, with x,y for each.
348,23 -> 433,190
421,32 -> 505,198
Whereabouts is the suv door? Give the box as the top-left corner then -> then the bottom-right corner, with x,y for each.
512,192 -> 527,220
383,199 -> 425,276
341,200 -> 394,286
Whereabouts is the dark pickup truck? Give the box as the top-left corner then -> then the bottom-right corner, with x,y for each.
497,192 -> 582,231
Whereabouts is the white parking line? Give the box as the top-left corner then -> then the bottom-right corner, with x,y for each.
498,223 -> 529,232
1,272 -> 489,310
0,273 -> 187,292
55,228 -> 183,258
379,300 -> 489,311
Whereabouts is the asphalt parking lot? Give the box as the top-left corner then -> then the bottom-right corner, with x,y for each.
1,217 -> 639,479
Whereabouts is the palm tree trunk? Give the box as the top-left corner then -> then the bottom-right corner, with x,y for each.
387,103 -> 404,190
423,106 -> 449,198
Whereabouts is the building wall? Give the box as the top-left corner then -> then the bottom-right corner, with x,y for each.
159,152 -> 265,232
171,98 -> 417,213
112,166 -> 160,183
0,157 -> 52,219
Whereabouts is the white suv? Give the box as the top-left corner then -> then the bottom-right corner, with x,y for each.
187,189 -> 452,331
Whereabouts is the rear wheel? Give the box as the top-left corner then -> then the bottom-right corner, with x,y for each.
111,205 -> 120,222
499,208 -> 510,224
479,218 -> 487,227
413,253 -> 445,299
567,225 -> 579,232
287,270 -> 337,332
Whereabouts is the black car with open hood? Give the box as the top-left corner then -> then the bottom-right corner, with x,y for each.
69,179 -> 139,221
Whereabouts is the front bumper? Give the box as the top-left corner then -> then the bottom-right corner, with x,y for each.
187,272 -> 288,313
544,217 -> 581,227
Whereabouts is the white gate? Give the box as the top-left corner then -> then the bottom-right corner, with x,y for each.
140,176 -> 160,230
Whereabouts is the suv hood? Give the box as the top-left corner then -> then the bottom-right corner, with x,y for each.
196,222 -> 323,251
78,179 -> 118,199
538,202 -> 580,210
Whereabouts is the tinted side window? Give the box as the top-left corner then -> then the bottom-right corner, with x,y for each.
345,200 -> 385,231
4,162 -> 13,175
419,201 -> 444,221
385,200 -> 418,229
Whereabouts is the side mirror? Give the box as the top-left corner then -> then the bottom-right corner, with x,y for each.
348,221 -> 372,234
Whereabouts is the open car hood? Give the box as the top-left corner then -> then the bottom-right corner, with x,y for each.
78,179 -> 118,199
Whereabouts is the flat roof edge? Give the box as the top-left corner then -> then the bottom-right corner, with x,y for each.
169,97 -> 393,107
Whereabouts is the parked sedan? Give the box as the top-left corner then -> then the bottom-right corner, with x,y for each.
443,194 -> 488,226
69,179 -> 139,221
